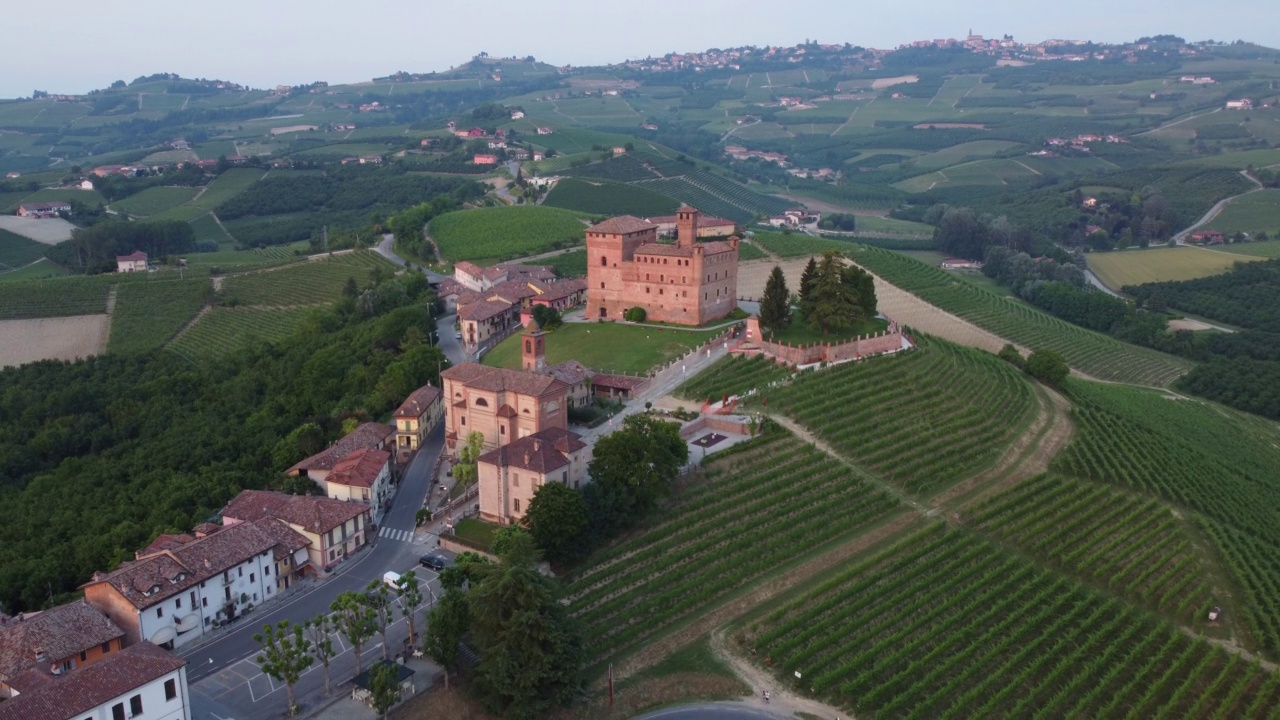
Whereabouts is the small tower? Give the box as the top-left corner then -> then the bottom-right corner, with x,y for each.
677,205 -> 700,248
521,316 -> 546,372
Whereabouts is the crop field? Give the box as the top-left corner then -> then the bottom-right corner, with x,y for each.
895,158 -> 1042,193
846,245 -> 1193,387
484,322 -> 717,374
735,240 -> 767,260
746,524 -> 1280,719
218,251 -> 392,306
169,306 -> 315,361
525,151 -> 606,175
152,168 -> 265,221
677,354 -> 791,402
748,232 -> 852,258
0,228 -> 47,271
1087,246 -> 1260,288
430,206 -> 587,263
532,250 -> 587,278
1205,189 -> 1280,235
971,473 -> 1214,623
758,338 -> 1035,495
107,277 -> 212,354
17,188 -> 105,208
635,178 -> 752,223
543,178 -> 678,217
0,275 -> 113,319
1054,380 -> 1280,656
0,258 -> 68,283
110,186 -> 201,217
563,154 -> 662,182
568,431 -> 902,667
1215,240 -> 1280,258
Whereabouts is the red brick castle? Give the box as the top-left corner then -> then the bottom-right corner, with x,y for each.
587,206 -> 739,326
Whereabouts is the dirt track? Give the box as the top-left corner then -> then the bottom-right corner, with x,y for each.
738,257 -> 1013,353
0,315 -> 109,368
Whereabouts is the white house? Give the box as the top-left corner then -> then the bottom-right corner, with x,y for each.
0,641 -> 190,720
510,110 -> 525,119
116,251 -> 148,273
82,521 -> 299,649
318,446 -> 393,519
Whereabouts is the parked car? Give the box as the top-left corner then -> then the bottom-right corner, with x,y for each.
454,331 -> 462,340
419,553 -> 449,571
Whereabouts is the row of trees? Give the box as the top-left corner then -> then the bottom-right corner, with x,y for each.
759,252 -> 877,336
51,219 -> 195,273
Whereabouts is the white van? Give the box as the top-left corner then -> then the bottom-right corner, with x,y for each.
383,571 -> 402,589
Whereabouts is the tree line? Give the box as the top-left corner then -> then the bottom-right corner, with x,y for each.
759,251 -> 877,336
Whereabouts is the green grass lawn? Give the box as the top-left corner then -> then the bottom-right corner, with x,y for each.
0,228 -> 48,271
483,322 -> 719,374
763,312 -> 888,346
519,249 -> 586,278
1087,246 -> 1261,288
452,518 -> 501,551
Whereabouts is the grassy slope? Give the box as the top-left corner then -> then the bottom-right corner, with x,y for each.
482,322 -> 718,374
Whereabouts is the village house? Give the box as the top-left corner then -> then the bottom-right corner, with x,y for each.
221,490 -> 371,575
473,154 -> 499,165
358,155 -> 383,165
516,319 -> 593,409
510,110 -> 525,119
587,207 -> 740,325
82,520 -> 302,649
940,258 -> 983,270
532,151 -> 545,161
487,140 -> 507,150
320,446 -> 393,517
0,641 -> 191,720
476,427 -> 588,524
285,422 -> 395,486
1226,99 -> 1254,110
16,201 -> 71,219
536,127 -> 554,135
0,600 -> 124,697
393,384 -> 443,462
116,251 -> 148,273
333,123 -> 356,131
1188,230 -> 1226,245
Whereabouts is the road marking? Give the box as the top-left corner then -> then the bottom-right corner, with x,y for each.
379,527 -> 414,542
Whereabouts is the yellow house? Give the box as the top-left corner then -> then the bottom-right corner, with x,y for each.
394,384 -> 443,462
221,490 -> 372,574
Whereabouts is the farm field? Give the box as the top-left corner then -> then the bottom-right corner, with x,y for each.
1204,188 -> 1280,236
516,249 -> 585,278
745,523 -> 1280,719
568,431 -> 903,668
151,168 -> 265,221
12,188 -> 105,208
677,354 -> 793,404
542,178 -> 678,217
482,322 -> 718,374
107,277 -> 212,354
0,215 -> 76,245
846,245 -> 1194,387
1086,246 -> 1260,289
747,231 -> 852,259
0,257 -> 69,283
1214,240 -> 1280,258
0,274 -> 114,320
110,186 -> 201,217
735,240 -> 767,261
430,205 -> 587,263
0,228 -> 47,271
0,315 -> 110,368
753,337 -> 1036,495
218,251 -> 392,306
169,306 -> 315,361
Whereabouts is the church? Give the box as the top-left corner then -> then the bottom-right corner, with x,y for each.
586,206 -> 740,326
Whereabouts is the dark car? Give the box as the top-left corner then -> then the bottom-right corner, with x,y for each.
419,554 -> 448,571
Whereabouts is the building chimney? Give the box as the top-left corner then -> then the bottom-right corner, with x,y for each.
204,558 -> 211,569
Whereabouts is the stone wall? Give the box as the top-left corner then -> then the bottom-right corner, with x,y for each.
736,315 -> 909,367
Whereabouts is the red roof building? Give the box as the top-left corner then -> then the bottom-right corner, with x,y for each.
0,642 -> 189,720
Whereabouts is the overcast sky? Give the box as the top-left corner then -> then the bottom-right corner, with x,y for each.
4,0 -> 1273,98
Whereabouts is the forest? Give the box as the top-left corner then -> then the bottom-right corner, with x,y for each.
0,272 -> 447,613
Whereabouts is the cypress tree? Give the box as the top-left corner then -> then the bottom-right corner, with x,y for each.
759,265 -> 791,332
799,256 -> 818,302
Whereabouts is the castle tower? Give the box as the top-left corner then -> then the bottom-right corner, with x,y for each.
677,206 -> 700,248
521,317 -> 546,372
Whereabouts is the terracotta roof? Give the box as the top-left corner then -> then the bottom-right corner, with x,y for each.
453,261 -> 483,278
441,363 -> 567,397
249,517 -> 310,560
533,278 -> 587,302
0,642 -> 186,720
116,251 -> 148,262
587,215 -> 657,235
477,428 -> 584,474
395,384 -> 441,419
700,240 -> 737,255
0,601 -> 123,682
636,243 -> 696,258
592,373 -> 647,390
326,447 -> 390,489
546,359 -> 590,387
141,533 -> 195,554
645,214 -> 736,227
221,489 -> 369,536
484,280 -> 539,303
286,422 -> 394,475
459,298 -> 516,323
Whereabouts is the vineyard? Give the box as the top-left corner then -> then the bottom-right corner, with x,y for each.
749,231 -> 853,258
676,354 -> 792,402
218,251 -> 392,306
757,337 -> 1036,495
1053,380 -> 1280,656
110,186 -> 201,217
567,430 -> 902,668
0,228 -> 47,271
735,239 -> 768,261
634,177 -> 755,224
107,277 -> 212,354
745,524 -> 1280,719
543,178 -> 678,217
169,306 -> 315,361
971,473 -> 1215,625
0,274 -> 114,319
846,244 -> 1193,387
563,154 -> 663,182
429,206 -> 587,263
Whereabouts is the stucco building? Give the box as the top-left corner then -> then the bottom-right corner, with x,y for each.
0,600 -> 124,698
393,384 -> 443,461
440,361 -> 569,455
587,206 -> 739,325
220,490 -> 371,575
0,641 -> 190,720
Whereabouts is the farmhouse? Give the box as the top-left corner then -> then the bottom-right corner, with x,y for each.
1188,230 -> 1226,245
536,127 -> 554,135
1226,99 -> 1253,110
17,201 -> 70,219
393,383 -> 443,461
285,422 -> 395,486
510,110 -> 525,119
587,206 -> 740,326
473,154 -> 499,165
320,446 -> 393,516
0,600 -> 124,696
0,641 -> 190,720
940,258 -> 983,269
116,251 -> 148,273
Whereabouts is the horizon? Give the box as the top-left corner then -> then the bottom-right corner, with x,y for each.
3,0 -> 1275,99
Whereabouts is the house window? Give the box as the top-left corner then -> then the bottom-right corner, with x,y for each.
176,597 -> 182,609
165,678 -> 177,701
513,473 -> 520,487
80,650 -> 87,662
225,587 -> 232,600
250,573 -> 255,583
112,703 -> 125,720
202,597 -> 208,608
157,607 -> 163,618
514,498 -> 521,512
600,282 -> 605,289
190,591 -> 196,607
238,567 -> 243,577
500,425 -> 506,435
475,398 -> 489,407
460,417 -> 466,426
102,641 -> 111,653
130,695 -> 143,716
264,565 -> 270,576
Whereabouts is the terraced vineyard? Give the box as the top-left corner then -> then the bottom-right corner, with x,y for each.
218,251 -> 392,306
846,244 -> 1193,387
634,177 -> 754,223
676,354 -> 791,403
759,338 -> 1036,495
169,306 -> 315,361
0,275 -> 114,319
563,154 -> 662,182
568,431 -> 902,668
746,525 -> 1280,719
1054,380 -> 1280,656
749,231 -> 853,258
107,277 -> 212,354
971,473 -> 1214,624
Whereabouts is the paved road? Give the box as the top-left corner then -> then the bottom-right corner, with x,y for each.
374,234 -> 447,283
633,703 -> 792,720
1172,169 -> 1263,244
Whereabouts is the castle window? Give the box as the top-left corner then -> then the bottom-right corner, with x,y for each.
660,275 -> 664,282
600,256 -> 607,266
645,287 -> 650,293
659,288 -> 664,295
600,282 -> 605,289
474,398 -> 489,407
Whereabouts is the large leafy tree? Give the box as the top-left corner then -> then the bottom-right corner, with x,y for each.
303,614 -> 336,697
365,580 -> 395,661
468,533 -> 583,718
368,662 -> 400,719
331,591 -> 377,676
453,431 -> 486,486
524,482 -> 589,564
759,265 -> 791,332
842,263 -> 877,318
934,206 -> 989,260
253,620 -> 313,715
586,414 -> 688,539
802,251 -> 862,336
424,587 -> 470,690
1025,349 -> 1070,386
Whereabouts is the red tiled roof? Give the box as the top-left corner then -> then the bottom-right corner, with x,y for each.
0,642 -> 186,720
441,362 -> 566,397
286,422 -> 394,475
0,601 -> 123,682
636,243 -> 695,258
249,517 -> 310,560
141,533 -> 195,554
587,215 -> 657,235
395,384 -> 441,419
459,298 -> 516,322
533,278 -> 587,302
116,251 -> 148,262
592,373 -> 647,390
221,489 -> 369,536
546,359 -> 590,387
477,428 -> 584,474
454,261 -> 483,278
326,447 -> 390,489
